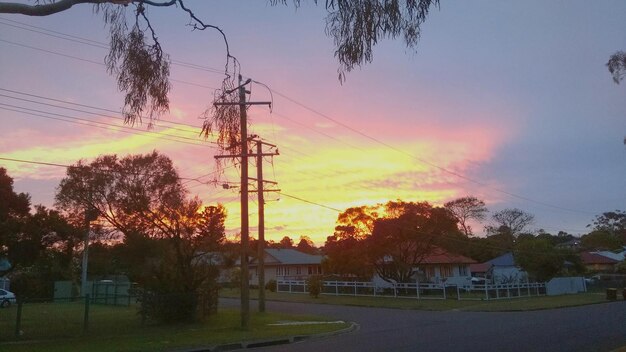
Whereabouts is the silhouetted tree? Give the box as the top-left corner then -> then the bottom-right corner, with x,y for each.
485,208 -> 535,237
589,210 -> 626,244
296,236 -> 317,254
367,202 -> 459,283
444,196 -> 488,236
56,152 -> 226,321
278,236 -> 294,249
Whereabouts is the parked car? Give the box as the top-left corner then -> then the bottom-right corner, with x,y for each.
0,289 -> 16,308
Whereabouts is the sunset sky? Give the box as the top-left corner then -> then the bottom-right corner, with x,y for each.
1,1 -> 625,244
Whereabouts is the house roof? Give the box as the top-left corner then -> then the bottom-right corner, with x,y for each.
257,248 -> 323,265
581,252 -> 619,265
485,252 -> 516,266
591,251 -> 625,262
420,248 -> 476,265
470,262 -> 492,273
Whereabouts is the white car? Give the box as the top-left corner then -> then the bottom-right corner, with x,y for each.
0,289 -> 16,308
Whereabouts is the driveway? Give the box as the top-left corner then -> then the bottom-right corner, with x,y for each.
221,298 -> 626,352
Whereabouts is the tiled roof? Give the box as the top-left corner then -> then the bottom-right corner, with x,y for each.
581,252 -> 619,265
262,248 -> 323,265
420,248 -> 476,264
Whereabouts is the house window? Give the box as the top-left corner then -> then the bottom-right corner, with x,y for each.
285,266 -> 290,275
308,266 -> 313,275
296,266 -> 301,275
458,265 -> 468,276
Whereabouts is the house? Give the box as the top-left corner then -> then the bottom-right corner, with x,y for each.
415,248 -> 475,285
473,252 -> 528,284
248,248 -> 323,285
580,252 -> 618,273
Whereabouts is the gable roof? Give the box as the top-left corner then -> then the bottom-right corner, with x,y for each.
419,248 -> 476,265
486,252 -> 516,266
581,252 -> 619,265
258,248 -> 323,265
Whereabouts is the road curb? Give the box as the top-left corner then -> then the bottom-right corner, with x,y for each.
176,322 -> 359,352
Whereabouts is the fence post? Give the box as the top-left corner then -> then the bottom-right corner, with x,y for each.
83,294 -> 90,334
442,284 -> 446,300
457,285 -> 460,301
496,285 -> 499,299
14,300 -> 23,338
485,284 -> 488,301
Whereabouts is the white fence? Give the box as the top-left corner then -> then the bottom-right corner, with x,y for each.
277,279 -> 547,301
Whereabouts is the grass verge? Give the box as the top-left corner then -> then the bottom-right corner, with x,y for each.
221,289 -> 619,312
0,303 -> 349,352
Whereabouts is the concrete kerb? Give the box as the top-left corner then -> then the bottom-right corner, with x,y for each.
175,322 -> 359,352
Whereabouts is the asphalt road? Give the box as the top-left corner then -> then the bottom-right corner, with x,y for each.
220,298 -> 626,352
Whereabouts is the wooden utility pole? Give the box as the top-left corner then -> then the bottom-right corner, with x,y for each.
214,75 -> 270,328
250,137 -> 279,312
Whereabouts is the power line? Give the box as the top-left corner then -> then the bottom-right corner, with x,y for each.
0,87 -> 217,135
0,17 -> 227,75
0,104 -> 214,149
0,93 -> 212,141
0,38 -> 218,91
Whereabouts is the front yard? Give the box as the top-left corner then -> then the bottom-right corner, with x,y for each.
0,302 -> 349,352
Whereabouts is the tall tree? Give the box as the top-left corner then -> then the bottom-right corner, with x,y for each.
589,210 -> 626,244
296,236 -> 317,254
367,202 -> 459,283
444,196 -> 488,236
55,152 -> 226,321
485,208 -> 535,237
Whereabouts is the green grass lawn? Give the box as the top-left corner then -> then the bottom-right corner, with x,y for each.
221,288 -> 620,312
0,302 -> 349,352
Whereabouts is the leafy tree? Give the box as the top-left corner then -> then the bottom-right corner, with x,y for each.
444,196 -> 488,236
0,0 -> 440,124
589,210 -> 626,244
55,152 -> 226,322
55,151 -> 185,238
278,236 -> 294,249
367,202 -> 459,283
581,230 -> 623,251
607,52 -> 626,84
514,237 -> 583,282
485,208 -> 535,237
334,205 -> 379,241
0,167 -> 30,222
322,233 -> 373,280
296,235 -> 317,254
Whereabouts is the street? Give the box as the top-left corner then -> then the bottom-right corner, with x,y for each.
221,298 -> 626,352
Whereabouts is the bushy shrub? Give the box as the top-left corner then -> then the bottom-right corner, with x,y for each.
307,275 -> 323,298
138,291 -> 197,324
